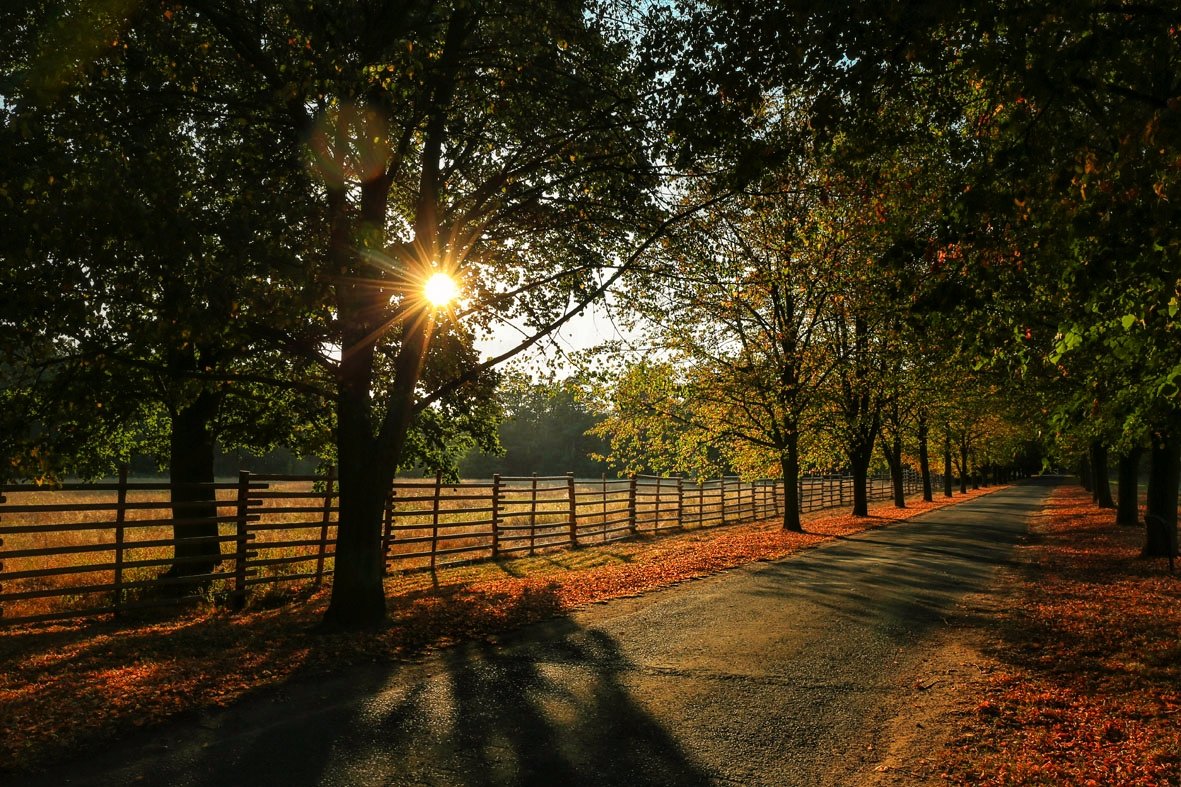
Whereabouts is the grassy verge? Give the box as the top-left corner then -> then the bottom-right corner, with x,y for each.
1,486 -> 1000,773
940,485 -> 1181,785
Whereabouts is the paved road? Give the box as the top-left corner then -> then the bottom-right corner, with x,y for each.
17,480 -> 1055,787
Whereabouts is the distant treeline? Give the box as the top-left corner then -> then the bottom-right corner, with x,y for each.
458,376 -> 610,478
125,446 -> 320,479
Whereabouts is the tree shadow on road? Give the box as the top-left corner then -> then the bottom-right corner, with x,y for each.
738,512 -> 1029,641
11,588 -> 712,787
308,620 -> 713,786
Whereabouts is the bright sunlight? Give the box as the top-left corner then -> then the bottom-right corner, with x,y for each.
423,271 -> 460,307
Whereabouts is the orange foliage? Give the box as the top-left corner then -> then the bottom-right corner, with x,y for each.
941,487 -> 1181,785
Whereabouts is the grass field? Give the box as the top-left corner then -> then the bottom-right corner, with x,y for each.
0,482 -> 325,621
1,474 -> 812,623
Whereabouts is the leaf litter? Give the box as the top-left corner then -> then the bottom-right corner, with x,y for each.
939,485 -> 1181,785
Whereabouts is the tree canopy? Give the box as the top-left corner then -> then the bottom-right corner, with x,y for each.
4,0 -> 1178,624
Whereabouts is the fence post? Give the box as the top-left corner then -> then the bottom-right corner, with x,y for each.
647,472 -> 656,527
601,473 -> 607,540
660,475 -> 668,529
627,475 -> 637,535
720,477 -> 728,526
112,465 -> 128,615
697,479 -> 704,526
491,473 -> 501,558
677,476 -> 684,529
0,487 -> 4,623
529,473 -> 538,554
315,465 -> 336,585
567,472 -> 578,547
656,475 -> 663,529
382,488 -> 395,575
232,470 -> 251,611
430,469 -> 443,571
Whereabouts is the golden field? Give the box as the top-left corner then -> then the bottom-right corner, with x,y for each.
0,475 -> 786,624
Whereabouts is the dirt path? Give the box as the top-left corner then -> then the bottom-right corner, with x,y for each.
13,482 -> 1053,786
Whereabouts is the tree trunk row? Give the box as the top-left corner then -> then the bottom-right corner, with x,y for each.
1083,431 -> 1177,563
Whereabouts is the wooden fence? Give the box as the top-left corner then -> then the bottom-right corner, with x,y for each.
0,467 -> 933,626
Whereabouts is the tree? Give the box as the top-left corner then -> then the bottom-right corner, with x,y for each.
1,4 -> 331,577
176,0 -> 671,628
597,155 -> 863,529
459,373 -> 610,477
6,0 -> 677,626
811,168 -> 934,517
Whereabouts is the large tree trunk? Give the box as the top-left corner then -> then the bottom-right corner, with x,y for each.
327,447 -> 389,628
1079,453 -> 1092,492
1116,446 -> 1142,526
1144,428 -> 1180,559
321,176 -> 395,630
321,153 -> 437,629
850,440 -> 874,517
325,350 -> 390,628
1091,441 -> 1115,508
943,426 -> 953,497
780,432 -> 802,532
164,392 -> 221,580
918,413 -> 932,502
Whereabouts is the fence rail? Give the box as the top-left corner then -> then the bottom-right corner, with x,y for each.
0,467 -> 936,626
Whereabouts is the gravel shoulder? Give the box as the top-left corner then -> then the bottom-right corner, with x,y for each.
847,615 -> 1002,785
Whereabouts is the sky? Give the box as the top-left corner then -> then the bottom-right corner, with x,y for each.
473,298 -> 640,379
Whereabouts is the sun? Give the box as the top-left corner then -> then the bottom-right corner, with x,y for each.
423,272 -> 460,307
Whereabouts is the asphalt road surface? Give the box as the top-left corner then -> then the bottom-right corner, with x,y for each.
15,480 -> 1054,787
